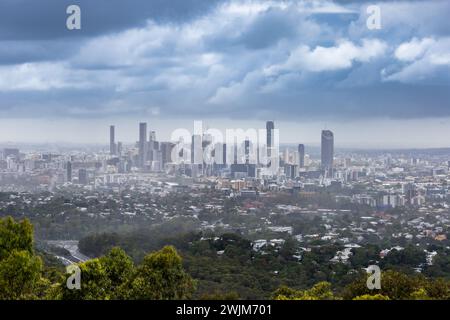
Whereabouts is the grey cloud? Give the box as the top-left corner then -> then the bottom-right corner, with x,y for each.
0,0 -> 449,123
0,0 -> 224,40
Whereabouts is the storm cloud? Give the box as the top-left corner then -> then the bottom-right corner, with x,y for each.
0,0 -> 449,124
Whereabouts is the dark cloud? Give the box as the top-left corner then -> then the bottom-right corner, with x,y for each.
0,40 -> 80,65
0,0 -> 224,40
0,0 -> 448,124
0,0 -> 224,64
236,9 -> 298,50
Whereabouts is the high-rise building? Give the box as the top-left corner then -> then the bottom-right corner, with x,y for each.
298,144 -> 305,168
149,131 -> 156,143
284,148 -> 290,164
244,139 -> 250,164
233,138 -> 238,164
160,142 -> 175,166
191,134 -> 202,165
321,130 -> 334,175
78,169 -> 88,185
266,121 -> 274,158
66,161 -> 72,182
284,164 -> 298,179
212,143 -> 226,166
148,131 -> 157,160
109,125 -> 116,155
117,142 -> 123,156
223,143 -> 227,165
202,133 -> 213,169
139,122 -> 148,167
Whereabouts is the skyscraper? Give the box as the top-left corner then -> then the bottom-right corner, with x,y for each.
160,142 -> 175,166
110,125 -> 116,155
149,131 -> 156,142
266,121 -> 274,158
223,143 -> 227,165
148,130 -> 157,161
191,134 -> 202,165
244,139 -> 250,164
117,142 -> 123,156
298,144 -> 305,168
78,169 -> 88,185
284,148 -> 290,164
321,130 -> 334,175
66,161 -> 72,182
233,137 -> 238,164
139,122 -> 148,167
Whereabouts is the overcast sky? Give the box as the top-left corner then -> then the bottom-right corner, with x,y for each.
0,0 -> 449,148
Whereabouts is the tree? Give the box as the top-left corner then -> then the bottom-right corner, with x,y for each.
199,291 -> 240,300
61,259 -> 111,300
0,216 -> 42,300
380,246 -> 426,271
279,238 -> 298,261
100,247 -> 134,299
342,270 -> 450,300
409,288 -> 430,300
353,294 -> 390,300
0,250 -> 42,300
273,282 -> 339,300
126,246 -> 195,300
423,278 -> 450,300
0,216 -> 34,260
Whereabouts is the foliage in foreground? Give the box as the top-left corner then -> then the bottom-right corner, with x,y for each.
0,216 -> 194,300
1,216 -> 449,300
274,270 -> 450,300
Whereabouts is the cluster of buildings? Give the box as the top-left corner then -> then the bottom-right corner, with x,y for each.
1,121 -> 448,276
1,121 -> 450,214
106,121 -> 334,180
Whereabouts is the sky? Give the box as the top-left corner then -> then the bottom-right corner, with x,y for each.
0,0 -> 449,148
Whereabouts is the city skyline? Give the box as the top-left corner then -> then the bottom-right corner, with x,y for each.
2,117 -> 450,149
1,0 -> 450,306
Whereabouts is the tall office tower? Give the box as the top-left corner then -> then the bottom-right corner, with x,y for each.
266,121 -> 274,158
149,131 -> 156,142
223,143 -> 227,165
298,144 -> 305,168
191,134 -> 202,164
160,142 -> 174,166
244,139 -> 250,164
202,134 -> 213,169
233,138 -> 238,164
148,131 -> 159,156
321,130 -> 334,175
109,125 -> 116,155
117,142 -> 123,156
284,148 -> 290,164
138,122 -> 148,167
78,169 -> 88,185
66,161 -> 72,182
212,143 -> 224,165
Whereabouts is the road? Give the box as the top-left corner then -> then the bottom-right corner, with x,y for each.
46,240 -> 90,266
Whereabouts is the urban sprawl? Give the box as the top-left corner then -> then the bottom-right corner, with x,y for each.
0,121 -> 449,272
